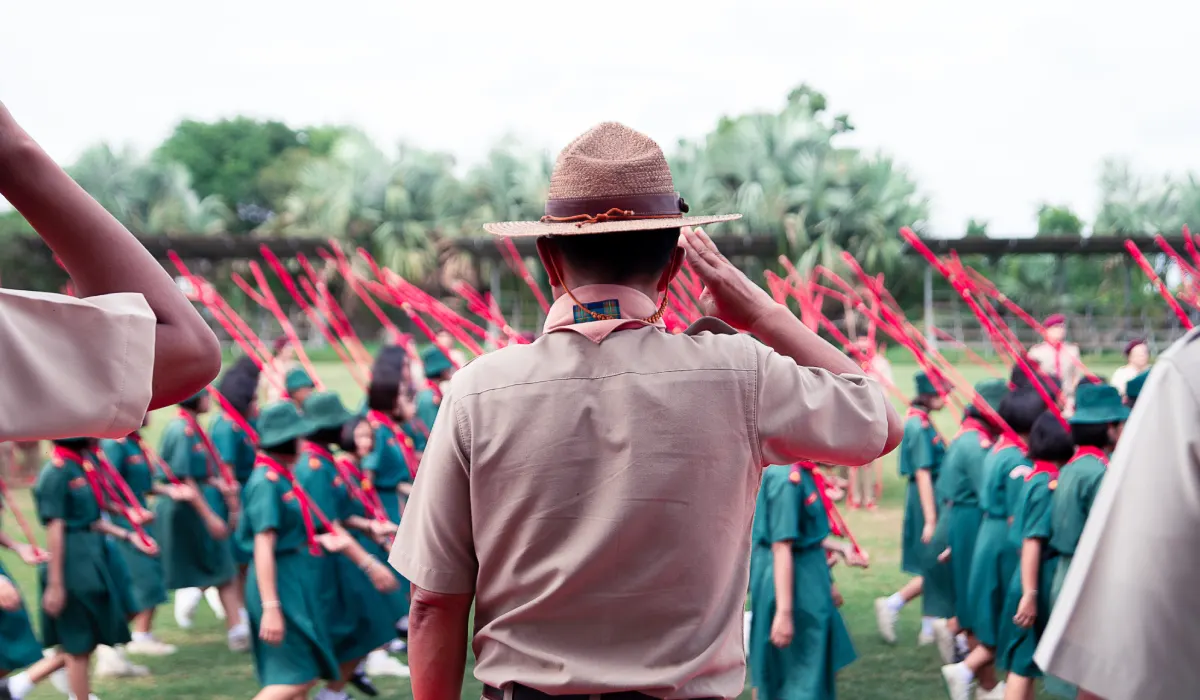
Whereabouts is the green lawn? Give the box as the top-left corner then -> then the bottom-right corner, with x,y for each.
2,360 -> 1118,699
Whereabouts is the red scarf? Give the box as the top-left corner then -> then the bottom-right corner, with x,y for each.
304,440 -> 385,520
368,409 -> 420,479
334,454 -> 389,522
179,409 -> 236,486
955,417 -> 994,444
1069,445 -> 1110,468
1026,459 -> 1061,482
790,462 -> 863,557
52,446 -> 107,510
256,454 -> 329,556
993,433 -> 1022,454
128,432 -> 182,485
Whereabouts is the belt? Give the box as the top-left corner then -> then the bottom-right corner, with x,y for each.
483,685 -> 719,700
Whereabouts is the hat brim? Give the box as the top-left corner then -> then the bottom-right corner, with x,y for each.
311,407 -> 354,432
484,213 -> 742,237
1069,406 -> 1131,425
259,418 -> 318,449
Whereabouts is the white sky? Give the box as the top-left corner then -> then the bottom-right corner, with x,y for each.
2,0 -> 1197,235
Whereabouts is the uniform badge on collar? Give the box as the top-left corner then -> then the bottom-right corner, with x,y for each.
68,477 -> 87,489
265,471 -> 279,482
980,438 -> 993,449
130,455 -> 144,464
184,427 -> 194,437
193,444 -> 204,452
282,491 -> 295,502
309,457 -> 321,469
805,493 -> 819,505
1049,479 -> 1058,490
333,476 -> 343,487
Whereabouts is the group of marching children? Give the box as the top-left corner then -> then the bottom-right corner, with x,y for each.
874,348 -> 1149,700
1,338 -> 456,700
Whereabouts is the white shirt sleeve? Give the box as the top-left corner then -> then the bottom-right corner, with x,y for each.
1,288 -> 156,441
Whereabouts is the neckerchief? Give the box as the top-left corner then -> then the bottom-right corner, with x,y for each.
955,417 -> 994,446
178,409 -> 236,486
256,454 -> 325,556
790,461 -> 863,557
426,379 -> 443,405
333,454 -> 389,522
128,432 -> 182,485
52,446 -> 107,510
993,433 -> 1022,454
89,448 -> 153,545
368,409 -> 420,480
1026,459 -> 1061,482
1068,445 -> 1110,469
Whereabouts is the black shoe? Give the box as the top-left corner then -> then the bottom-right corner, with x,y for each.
0,678 -> 14,700
350,670 -> 379,697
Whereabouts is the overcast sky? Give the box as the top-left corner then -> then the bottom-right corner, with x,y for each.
2,0 -> 1196,235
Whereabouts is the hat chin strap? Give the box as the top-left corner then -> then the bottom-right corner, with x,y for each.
545,254 -> 667,324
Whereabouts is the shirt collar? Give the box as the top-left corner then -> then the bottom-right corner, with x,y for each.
542,284 -> 665,343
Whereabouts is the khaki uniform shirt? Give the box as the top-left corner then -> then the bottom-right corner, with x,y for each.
390,284 -> 889,698
1,289 -> 155,441
1034,326 -> 1200,700
1027,341 -> 1081,399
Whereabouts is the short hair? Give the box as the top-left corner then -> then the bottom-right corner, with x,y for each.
547,228 -> 680,284
911,394 -> 939,411
339,418 -> 367,454
263,437 -> 299,457
1027,412 -> 1075,462
368,345 -> 410,413
51,437 -> 92,452
1071,422 -> 1114,449
998,388 -> 1047,435
217,357 -> 261,417
178,393 -> 205,412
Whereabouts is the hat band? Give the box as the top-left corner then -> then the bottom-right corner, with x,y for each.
540,193 -> 688,227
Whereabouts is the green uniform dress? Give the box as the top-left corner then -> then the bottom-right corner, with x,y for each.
155,416 -> 236,590
933,421 -> 993,628
965,440 -> 1030,648
402,388 -> 440,454
899,410 -> 945,576
34,452 -> 132,654
238,465 -> 339,686
211,413 -> 258,566
0,507 -> 43,671
365,414 -> 412,524
748,465 -> 855,700
995,468 -> 1058,677
1042,447 -> 1107,697
294,446 -> 399,663
99,436 -> 168,614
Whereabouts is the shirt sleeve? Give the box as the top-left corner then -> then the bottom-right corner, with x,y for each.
35,464 -> 69,524
0,289 -> 156,441
1022,482 -> 1053,540
765,473 -> 801,544
244,477 -> 282,535
210,422 -> 239,467
389,386 -> 476,595
913,427 -> 937,472
754,341 -> 889,468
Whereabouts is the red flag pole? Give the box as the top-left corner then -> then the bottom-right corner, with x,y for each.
1126,240 -> 1195,330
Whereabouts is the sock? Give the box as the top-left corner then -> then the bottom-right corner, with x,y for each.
955,633 -> 970,655
133,631 -> 154,643
958,662 -> 974,683
228,622 -> 249,638
921,617 -> 935,637
886,593 -> 906,613
7,671 -> 34,699
239,607 -> 249,625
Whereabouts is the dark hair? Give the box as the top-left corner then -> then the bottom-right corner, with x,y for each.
218,357 -> 261,417
1125,395 -> 1138,409
309,426 -> 343,447
51,437 -> 93,452
179,393 -> 206,412
368,345 -> 410,413
1079,375 -> 1107,387
339,419 -> 366,454
262,439 -> 299,457
998,388 -> 1046,435
911,394 -> 939,411
1027,412 -> 1075,462
1071,423 -> 1115,449
547,228 -> 680,284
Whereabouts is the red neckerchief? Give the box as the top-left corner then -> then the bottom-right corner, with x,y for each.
1026,459 -> 1061,482
303,441 -> 336,464
178,409 -> 236,486
1068,445 -> 1110,468
128,432 -> 181,485
426,379 -> 443,405
52,446 -> 107,509
906,407 -> 930,426
333,454 -> 389,522
993,433 -> 1022,454
88,448 -> 153,545
1048,341 -> 1064,378
368,409 -> 420,479
256,454 -> 326,556
955,417 -> 994,445
305,441 -> 386,519
223,406 -> 260,447
790,462 -> 864,557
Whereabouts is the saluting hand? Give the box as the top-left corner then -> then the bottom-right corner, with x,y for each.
260,608 -> 285,646
680,226 -> 776,330
0,577 -> 21,611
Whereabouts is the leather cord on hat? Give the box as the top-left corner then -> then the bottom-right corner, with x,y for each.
540,208 -> 680,228
544,253 -> 667,324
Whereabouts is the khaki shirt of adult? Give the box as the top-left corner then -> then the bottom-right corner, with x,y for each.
1,288 -> 156,441
1027,341 -> 1081,398
390,287 -> 890,698
1034,326 -> 1200,700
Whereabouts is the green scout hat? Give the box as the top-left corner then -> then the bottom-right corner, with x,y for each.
1125,370 -> 1150,402
256,401 -> 317,450
421,346 -> 453,378
975,379 -> 1009,411
302,391 -> 354,431
914,371 -> 939,396
1070,383 -> 1131,425
285,367 -> 316,393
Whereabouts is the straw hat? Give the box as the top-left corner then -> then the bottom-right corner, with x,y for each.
484,122 -> 741,237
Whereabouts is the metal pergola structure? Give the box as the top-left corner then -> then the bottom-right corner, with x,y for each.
15,233 -> 329,262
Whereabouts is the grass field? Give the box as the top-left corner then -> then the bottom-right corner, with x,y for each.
1,359 -> 1119,699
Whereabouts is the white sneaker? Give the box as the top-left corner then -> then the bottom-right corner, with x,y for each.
67,695 -> 101,700
204,587 -> 227,620
396,615 -> 409,635
977,681 -> 1007,700
126,637 -> 178,656
313,689 -> 350,700
46,651 -> 69,694
228,624 -> 251,652
364,649 -> 411,677
743,610 -> 752,650
386,638 -> 408,654
174,588 -> 203,629
874,598 -> 898,644
93,645 -> 148,678
918,629 -> 936,646
940,662 -> 974,700
932,619 -> 957,664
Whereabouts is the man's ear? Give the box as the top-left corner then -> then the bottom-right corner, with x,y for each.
536,238 -> 562,288
657,245 -> 686,293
